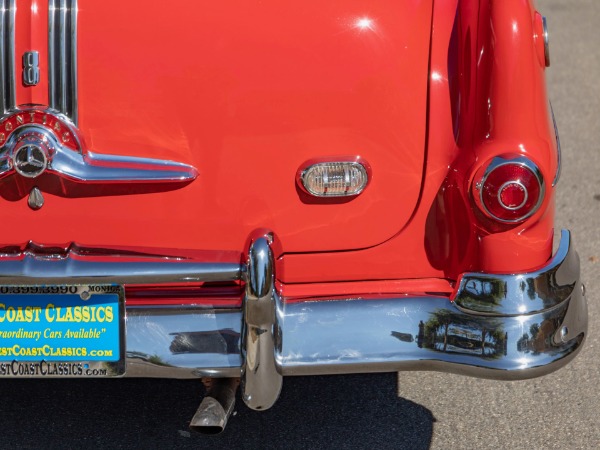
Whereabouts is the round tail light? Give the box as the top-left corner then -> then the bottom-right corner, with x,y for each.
473,157 -> 545,223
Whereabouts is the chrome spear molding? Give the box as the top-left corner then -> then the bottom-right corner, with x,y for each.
2,2 -> 199,201
0,109 -> 198,200
0,0 -> 16,115
49,0 -> 78,124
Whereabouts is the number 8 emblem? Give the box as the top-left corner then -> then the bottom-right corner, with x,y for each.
23,51 -> 40,86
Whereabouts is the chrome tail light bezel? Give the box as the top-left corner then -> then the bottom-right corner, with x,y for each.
472,156 -> 546,224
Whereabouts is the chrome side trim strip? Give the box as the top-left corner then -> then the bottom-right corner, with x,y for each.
0,243 -> 242,285
57,150 -> 198,183
543,16 -> 550,67
0,0 -> 16,114
551,102 -> 562,186
49,0 -> 78,124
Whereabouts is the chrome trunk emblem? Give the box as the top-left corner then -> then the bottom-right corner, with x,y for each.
22,51 -> 40,86
0,109 -> 198,209
27,187 -> 44,210
13,143 -> 48,178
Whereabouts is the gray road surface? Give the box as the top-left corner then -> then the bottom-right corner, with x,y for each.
398,1 -> 600,448
0,1 -> 597,449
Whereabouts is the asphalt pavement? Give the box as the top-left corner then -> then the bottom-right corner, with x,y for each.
397,1 -> 600,448
0,1 -> 597,449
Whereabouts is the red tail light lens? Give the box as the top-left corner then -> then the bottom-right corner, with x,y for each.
474,157 -> 544,223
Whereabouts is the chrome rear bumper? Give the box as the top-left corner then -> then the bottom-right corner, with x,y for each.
0,230 -> 587,411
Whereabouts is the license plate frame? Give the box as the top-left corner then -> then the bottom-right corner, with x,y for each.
0,285 -> 125,377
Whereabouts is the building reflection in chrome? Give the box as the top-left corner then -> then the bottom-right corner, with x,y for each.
394,309 -> 508,358
280,290 -> 584,377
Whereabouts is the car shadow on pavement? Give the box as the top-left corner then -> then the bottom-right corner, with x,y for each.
0,373 -> 434,449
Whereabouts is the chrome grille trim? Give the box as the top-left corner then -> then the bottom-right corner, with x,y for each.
49,0 -> 78,125
0,0 -> 16,114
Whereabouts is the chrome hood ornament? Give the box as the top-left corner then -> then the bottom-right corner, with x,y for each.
0,109 -> 197,208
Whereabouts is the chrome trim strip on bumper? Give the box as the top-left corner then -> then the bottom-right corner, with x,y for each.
49,0 -> 78,124
0,243 -> 242,284
122,230 -> 585,395
0,0 -> 16,115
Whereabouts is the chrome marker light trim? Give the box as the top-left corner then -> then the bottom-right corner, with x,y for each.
298,158 -> 370,197
0,0 -> 16,114
49,0 -> 78,124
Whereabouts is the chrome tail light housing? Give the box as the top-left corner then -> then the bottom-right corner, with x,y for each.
472,156 -> 545,223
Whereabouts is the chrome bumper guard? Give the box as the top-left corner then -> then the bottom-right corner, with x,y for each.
0,230 -> 587,411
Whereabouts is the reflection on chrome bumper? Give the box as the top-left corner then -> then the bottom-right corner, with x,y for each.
124,230 -> 586,406
0,230 -> 586,411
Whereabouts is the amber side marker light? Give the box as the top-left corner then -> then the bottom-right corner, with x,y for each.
298,159 -> 370,197
473,156 -> 545,223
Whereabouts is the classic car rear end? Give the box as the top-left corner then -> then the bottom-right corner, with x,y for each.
0,0 -> 586,433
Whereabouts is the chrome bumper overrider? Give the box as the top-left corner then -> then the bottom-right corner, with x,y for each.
0,230 -> 587,411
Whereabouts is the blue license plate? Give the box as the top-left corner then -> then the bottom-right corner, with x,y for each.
0,285 -> 125,377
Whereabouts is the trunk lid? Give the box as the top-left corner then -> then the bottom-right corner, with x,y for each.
5,0 -> 433,253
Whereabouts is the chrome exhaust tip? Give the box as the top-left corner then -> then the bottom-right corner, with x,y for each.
190,378 -> 238,435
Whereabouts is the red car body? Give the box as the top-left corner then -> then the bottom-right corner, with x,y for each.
0,0 -> 587,432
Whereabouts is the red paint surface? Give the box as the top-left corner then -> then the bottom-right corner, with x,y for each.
14,0 -> 48,106
3,0 -> 559,298
282,0 -> 557,283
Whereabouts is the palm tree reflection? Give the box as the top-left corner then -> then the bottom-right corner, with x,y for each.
516,317 -> 563,355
